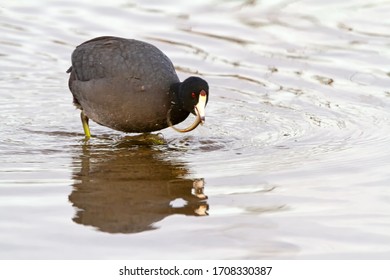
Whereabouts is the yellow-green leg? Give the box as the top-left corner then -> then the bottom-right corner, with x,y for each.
80,111 -> 91,138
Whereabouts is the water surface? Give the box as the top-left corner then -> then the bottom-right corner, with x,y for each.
1,0 -> 390,259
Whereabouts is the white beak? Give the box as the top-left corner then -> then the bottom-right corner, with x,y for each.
195,90 -> 207,124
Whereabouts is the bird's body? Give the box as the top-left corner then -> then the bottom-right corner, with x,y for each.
67,36 -> 209,136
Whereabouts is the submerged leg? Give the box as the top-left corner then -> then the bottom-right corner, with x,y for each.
80,111 -> 91,138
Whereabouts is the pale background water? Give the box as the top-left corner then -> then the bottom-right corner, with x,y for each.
1,0 -> 390,259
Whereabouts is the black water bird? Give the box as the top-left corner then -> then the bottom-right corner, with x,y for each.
67,36 -> 209,138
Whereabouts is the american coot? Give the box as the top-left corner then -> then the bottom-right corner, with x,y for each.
67,36 -> 209,138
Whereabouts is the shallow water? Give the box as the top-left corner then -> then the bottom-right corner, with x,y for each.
1,0 -> 390,259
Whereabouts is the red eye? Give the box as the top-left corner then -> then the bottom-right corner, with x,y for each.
191,92 -> 196,99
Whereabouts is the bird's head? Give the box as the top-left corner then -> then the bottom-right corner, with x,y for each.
168,77 -> 209,133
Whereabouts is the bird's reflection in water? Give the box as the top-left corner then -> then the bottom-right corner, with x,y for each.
69,135 -> 208,234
